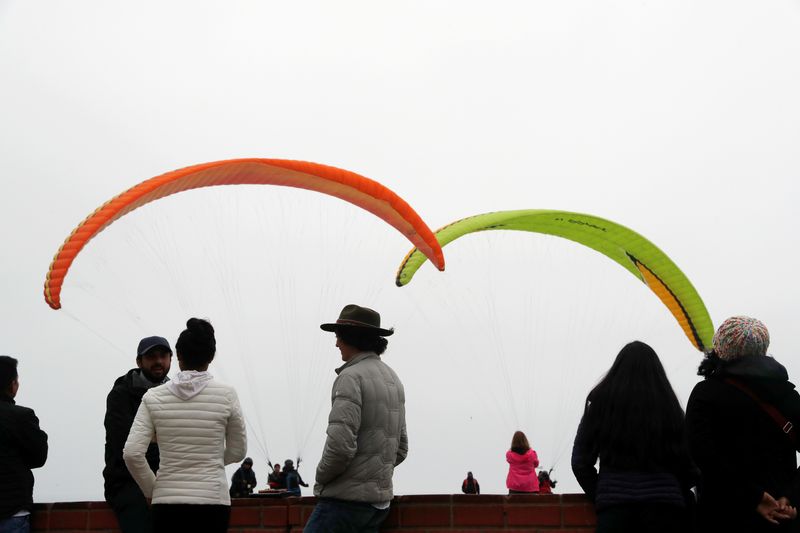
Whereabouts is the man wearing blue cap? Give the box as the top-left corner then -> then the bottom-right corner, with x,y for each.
103,336 -> 172,533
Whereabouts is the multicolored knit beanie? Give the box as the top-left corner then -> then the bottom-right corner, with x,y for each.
712,316 -> 770,361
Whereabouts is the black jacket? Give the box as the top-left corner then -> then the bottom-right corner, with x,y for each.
280,468 -> 308,491
462,477 -> 480,494
571,403 -> 696,511
230,466 -> 257,498
0,395 -> 48,519
103,369 -> 164,501
686,355 -> 800,532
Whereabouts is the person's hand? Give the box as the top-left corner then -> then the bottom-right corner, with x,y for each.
757,492 -> 780,524
774,497 -> 798,521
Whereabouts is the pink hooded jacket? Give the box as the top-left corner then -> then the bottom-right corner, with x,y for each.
506,448 -> 540,492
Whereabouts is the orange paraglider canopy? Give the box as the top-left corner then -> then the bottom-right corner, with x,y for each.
44,158 -> 445,309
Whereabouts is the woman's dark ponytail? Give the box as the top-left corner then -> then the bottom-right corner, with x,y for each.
176,318 -> 216,369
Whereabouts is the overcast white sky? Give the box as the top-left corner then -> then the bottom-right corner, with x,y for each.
1,0 -> 799,502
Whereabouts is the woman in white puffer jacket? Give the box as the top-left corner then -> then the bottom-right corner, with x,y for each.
124,318 -> 247,533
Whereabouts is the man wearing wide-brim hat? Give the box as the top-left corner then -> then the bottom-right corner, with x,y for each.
304,304 -> 408,533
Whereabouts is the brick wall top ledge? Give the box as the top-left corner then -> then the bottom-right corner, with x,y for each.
33,494 -> 595,532
395,494 -> 453,504
36,494 -> 591,508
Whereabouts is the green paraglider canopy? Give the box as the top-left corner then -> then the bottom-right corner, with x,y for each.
396,209 -> 714,352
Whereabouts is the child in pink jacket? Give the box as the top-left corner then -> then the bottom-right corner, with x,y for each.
506,431 -> 540,493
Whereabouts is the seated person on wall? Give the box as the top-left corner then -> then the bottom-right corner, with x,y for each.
506,430 -> 540,494
538,470 -> 556,494
462,472 -> 480,494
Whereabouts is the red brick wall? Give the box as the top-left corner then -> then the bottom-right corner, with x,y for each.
32,494 -> 596,532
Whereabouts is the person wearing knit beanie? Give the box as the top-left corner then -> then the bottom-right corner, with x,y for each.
687,315 -> 800,532
712,316 -> 770,361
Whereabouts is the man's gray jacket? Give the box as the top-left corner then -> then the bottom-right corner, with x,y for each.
314,352 -> 408,503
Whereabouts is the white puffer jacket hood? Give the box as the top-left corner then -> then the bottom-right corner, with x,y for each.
167,370 -> 214,400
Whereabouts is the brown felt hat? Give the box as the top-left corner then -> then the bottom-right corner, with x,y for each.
320,304 -> 394,336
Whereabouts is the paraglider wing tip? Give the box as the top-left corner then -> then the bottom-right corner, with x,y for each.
431,250 -> 445,271
44,287 -> 61,310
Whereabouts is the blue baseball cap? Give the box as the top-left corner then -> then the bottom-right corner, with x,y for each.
137,336 -> 172,357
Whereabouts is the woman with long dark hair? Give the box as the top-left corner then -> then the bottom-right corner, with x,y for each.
506,430 -> 539,494
571,341 -> 696,533
124,318 -> 247,533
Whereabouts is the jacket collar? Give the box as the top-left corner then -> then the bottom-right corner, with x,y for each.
0,395 -> 14,404
130,368 -> 169,389
724,355 -> 788,381
335,351 -> 378,375
122,367 -> 169,391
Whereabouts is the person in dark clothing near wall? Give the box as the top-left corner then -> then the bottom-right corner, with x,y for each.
0,355 -> 48,533
687,316 -> 800,533
281,459 -> 308,497
230,457 -> 257,498
461,472 -> 480,494
571,341 -> 698,533
103,336 -> 172,533
268,463 -> 283,489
